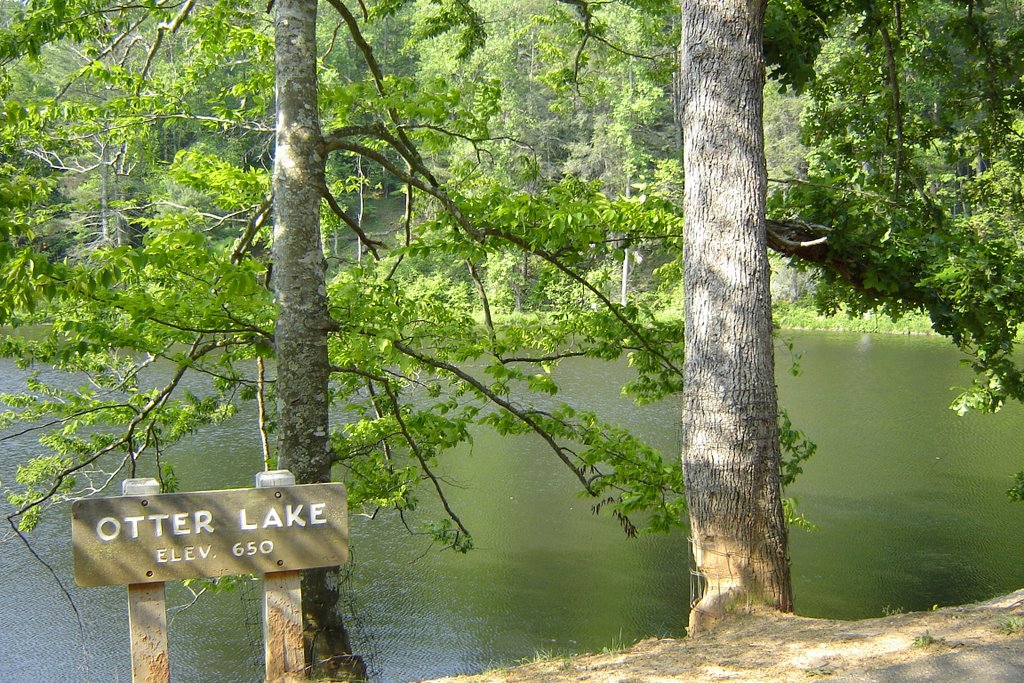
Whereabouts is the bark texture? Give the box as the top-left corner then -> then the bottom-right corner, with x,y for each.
680,0 -> 793,634
272,1 -> 356,675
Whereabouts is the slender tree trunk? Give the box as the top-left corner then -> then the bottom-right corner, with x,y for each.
620,247 -> 630,306
680,0 -> 793,634
620,181 -> 631,307
99,138 -> 112,247
271,1 -> 358,675
112,143 -> 127,247
272,0 -> 329,502
513,252 -> 527,313
355,155 -> 364,263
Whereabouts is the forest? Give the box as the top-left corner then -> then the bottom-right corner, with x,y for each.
1,0 -> 1023,679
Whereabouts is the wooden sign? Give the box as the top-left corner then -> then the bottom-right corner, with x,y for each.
72,482 -> 348,587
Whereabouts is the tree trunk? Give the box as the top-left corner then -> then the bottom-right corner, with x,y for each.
620,182 -> 632,307
680,0 -> 793,634
271,1 -> 358,675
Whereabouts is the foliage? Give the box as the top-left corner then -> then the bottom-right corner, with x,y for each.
773,301 -> 935,335
779,408 -> 817,489
1008,472 -> 1024,503
770,0 -> 1024,420
912,631 -> 943,648
1,0 -> 1022,560
0,0 -> 693,549
779,407 -> 819,530
998,616 -> 1024,636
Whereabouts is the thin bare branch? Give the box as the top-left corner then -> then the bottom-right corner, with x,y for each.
466,260 -> 496,346
0,404 -> 135,444
483,228 -> 685,379
142,0 -> 198,79
231,196 -> 273,265
320,183 -> 383,259
379,380 -> 471,543
392,340 -> 594,493
385,177 -> 414,281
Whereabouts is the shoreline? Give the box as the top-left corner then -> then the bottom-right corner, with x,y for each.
415,589 -> 1024,683
777,324 -> 935,336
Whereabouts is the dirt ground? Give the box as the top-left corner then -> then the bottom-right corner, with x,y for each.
417,589 -> 1024,683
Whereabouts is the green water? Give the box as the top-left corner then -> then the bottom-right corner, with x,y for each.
1,330 -> 1022,682
781,332 -> 1024,618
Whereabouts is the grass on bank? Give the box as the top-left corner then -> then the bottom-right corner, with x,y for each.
772,301 -> 935,335
490,300 -> 936,337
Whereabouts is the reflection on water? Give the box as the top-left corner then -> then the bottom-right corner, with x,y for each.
2,330 -> 1024,682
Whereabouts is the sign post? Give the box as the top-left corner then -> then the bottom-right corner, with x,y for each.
123,478 -> 171,683
71,471 -> 348,683
256,470 -> 305,680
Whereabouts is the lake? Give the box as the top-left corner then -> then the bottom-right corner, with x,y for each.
1,330 -> 1023,682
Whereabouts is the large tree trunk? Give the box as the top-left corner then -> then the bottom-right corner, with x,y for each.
680,0 -> 793,634
271,1 -> 358,675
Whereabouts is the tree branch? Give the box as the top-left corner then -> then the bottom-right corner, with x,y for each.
878,20 -> 904,194
320,182 -> 383,260
378,380 -> 471,545
5,336 -> 223,528
392,340 -> 594,493
232,196 -> 272,264
466,260 -> 496,347
142,0 -> 197,79
385,177 -> 414,281
323,0 -> 432,178
483,228 -> 685,379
